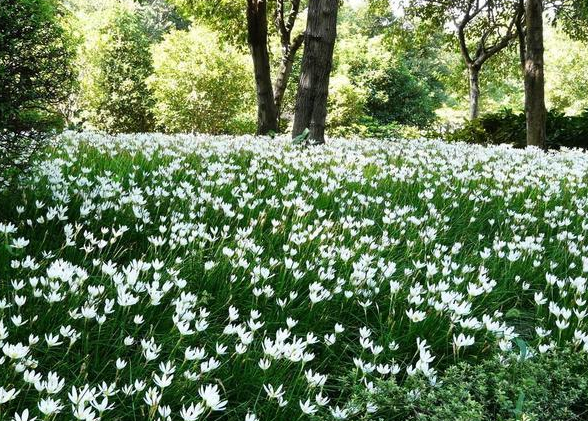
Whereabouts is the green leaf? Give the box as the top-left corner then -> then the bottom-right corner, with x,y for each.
514,391 -> 525,419
514,338 -> 528,361
505,308 -> 522,319
292,128 -> 310,145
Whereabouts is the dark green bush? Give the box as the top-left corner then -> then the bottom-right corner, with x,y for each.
445,109 -> 588,149
348,58 -> 438,129
0,0 -> 76,131
0,0 -> 76,186
333,349 -> 588,421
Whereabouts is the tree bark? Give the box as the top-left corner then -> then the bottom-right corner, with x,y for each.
292,0 -> 339,144
468,65 -> 481,120
247,0 -> 279,135
274,33 -> 304,118
515,0 -> 526,69
524,0 -> 546,149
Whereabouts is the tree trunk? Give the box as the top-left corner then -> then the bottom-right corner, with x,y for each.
524,0 -> 546,149
247,0 -> 279,135
468,66 -> 481,120
516,0 -> 526,69
292,0 -> 339,144
274,34 -> 304,120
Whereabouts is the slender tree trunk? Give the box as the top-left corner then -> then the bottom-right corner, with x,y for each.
292,0 -> 339,144
516,0 -> 526,69
247,0 -> 279,135
274,34 -> 304,120
468,66 -> 481,120
524,0 -> 546,149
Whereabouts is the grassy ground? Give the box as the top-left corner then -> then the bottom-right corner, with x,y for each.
1,132 -> 588,420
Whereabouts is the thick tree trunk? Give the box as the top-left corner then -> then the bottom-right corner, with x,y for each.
524,0 -> 546,149
247,0 -> 279,135
292,0 -> 339,144
468,66 -> 481,120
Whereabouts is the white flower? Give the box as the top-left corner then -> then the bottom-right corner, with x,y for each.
245,413 -> 258,421
299,399 -> 317,415
44,371 -> 65,394
143,387 -> 162,407
330,405 -> 349,419
263,384 -> 285,400
315,392 -> 330,406
10,237 -> 29,249
0,222 -> 17,235
38,398 -> 63,415
45,333 -> 62,347
72,404 -> 98,421
12,409 -> 36,421
198,384 -> 227,411
453,333 -> 475,350
0,387 -> 19,404
179,402 -> 205,421
405,308 -> 426,323
258,358 -> 271,370
153,373 -> 173,388
2,342 -> 29,359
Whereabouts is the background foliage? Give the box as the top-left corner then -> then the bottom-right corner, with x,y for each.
2,0 -> 588,138
148,26 -> 256,134
79,3 -> 155,132
0,0 -> 76,131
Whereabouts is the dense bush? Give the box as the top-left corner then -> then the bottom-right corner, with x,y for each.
79,3 -> 155,133
0,0 -> 76,187
337,349 -> 588,421
326,34 -> 439,138
445,109 -> 588,149
148,26 -> 255,134
326,75 -> 367,137
0,0 -> 76,131
354,59 -> 438,129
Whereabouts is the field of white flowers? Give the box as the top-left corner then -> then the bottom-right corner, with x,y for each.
1,132 -> 588,421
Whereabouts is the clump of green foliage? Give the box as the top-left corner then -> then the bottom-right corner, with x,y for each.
350,56 -> 438,129
147,25 -> 256,134
337,349 -> 588,421
79,3 -> 155,133
325,12 -> 443,138
445,109 -> 588,149
0,0 -> 77,187
0,0 -> 76,131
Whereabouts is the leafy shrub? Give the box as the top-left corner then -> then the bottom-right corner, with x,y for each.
326,35 -> 439,137
344,37 -> 439,130
0,0 -> 76,186
445,109 -> 588,149
148,25 -> 255,134
0,0 -> 76,132
326,75 -> 368,137
80,3 -> 155,133
337,349 -> 588,421
359,61 -> 438,129
0,132 -> 50,189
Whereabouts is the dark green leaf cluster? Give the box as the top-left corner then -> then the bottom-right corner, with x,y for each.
444,109 -> 588,149
0,0 -> 77,132
332,349 -> 588,421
